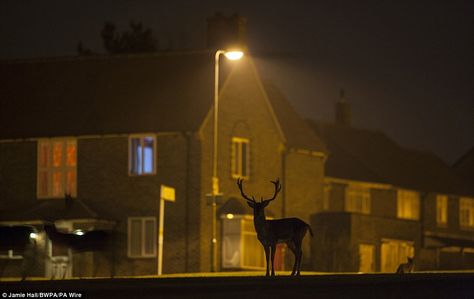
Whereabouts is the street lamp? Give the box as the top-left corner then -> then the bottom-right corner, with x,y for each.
210,49 -> 244,272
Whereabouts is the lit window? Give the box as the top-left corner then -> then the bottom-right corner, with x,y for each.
345,183 -> 371,214
359,244 -> 375,272
129,135 -> 156,175
397,189 -> 420,220
436,195 -> 448,226
460,197 -> 474,229
380,239 -> 414,272
221,215 -> 284,270
127,217 -> 156,258
241,217 -> 265,269
37,139 -> 77,198
231,137 -> 249,179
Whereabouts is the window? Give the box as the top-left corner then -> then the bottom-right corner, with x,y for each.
436,195 -> 448,226
37,139 -> 77,198
241,217 -> 265,269
380,239 -> 414,272
221,215 -> 285,270
358,244 -> 375,272
345,183 -> 370,214
231,137 -> 249,179
128,217 -> 156,258
397,189 -> 420,220
129,135 -> 156,175
460,197 -> 474,229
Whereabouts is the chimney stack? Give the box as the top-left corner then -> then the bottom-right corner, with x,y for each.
207,12 -> 247,51
335,89 -> 351,126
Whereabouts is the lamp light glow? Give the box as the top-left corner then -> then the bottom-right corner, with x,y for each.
224,51 -> 244,60
29,232 -> 38,239
74,229 -> 84,236
226,213 -> 234,219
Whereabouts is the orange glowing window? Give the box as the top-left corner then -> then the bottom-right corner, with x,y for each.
39,143 -> 49,168
52,172 -> 63,197
53,142 -> 63,167
66,170 -> 76,195
37,139 -> 77,198
66,142 -> 77,166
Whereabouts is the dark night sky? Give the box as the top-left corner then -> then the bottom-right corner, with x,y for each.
1,0 -> 472,164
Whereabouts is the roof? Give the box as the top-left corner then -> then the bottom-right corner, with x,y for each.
453,146 -> 474,185
263,82 -> 327,153
309,121 -> 473,196
0,197 -> 113,223
0,51 -> 215,138
0,51 -> 325,153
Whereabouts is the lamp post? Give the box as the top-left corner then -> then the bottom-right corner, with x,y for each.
210,49 -> 244,272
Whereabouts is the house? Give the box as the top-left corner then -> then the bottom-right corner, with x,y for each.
0,45 -> 327,278
308,95 -> 474,272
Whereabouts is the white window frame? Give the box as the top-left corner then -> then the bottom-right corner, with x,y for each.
231,137 -> 250,179
128,135 -> 157,176
127,217 -> 157,258
345,183 -> 371,214
37,138 -> 77,199
436,194 -> 448,226
397,189 -> 420,220
460,197 -> 474,229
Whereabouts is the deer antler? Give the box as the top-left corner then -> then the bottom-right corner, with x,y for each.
263,178 -> 282,204
236,178 -> 256,203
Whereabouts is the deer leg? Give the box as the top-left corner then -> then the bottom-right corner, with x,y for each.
287,241 -> 297,276
263,244 -> 270,276
295,239 -> 303,276
270,244 -> 276,276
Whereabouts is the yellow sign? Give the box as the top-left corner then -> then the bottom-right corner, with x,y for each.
160,185 -> 175,202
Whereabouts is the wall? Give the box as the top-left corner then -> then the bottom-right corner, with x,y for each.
198,57 -> 285,272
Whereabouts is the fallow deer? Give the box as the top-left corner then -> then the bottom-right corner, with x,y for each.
43,222 -> 116,278
237,178 -> 313,276
0,225 -> 38,280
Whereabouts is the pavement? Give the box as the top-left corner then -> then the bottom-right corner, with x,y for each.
1,272 -> 473,299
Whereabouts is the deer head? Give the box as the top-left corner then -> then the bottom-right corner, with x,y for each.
236,178 -> 281,216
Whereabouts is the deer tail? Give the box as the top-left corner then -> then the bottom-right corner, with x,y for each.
306,224 -> 313,237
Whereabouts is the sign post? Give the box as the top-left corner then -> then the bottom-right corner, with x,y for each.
158,184 -> 175,276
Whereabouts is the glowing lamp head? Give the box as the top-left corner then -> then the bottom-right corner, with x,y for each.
29,232 -> 38,240
74,229 -> 84,236
226,213 -> 234,219
224,51 -> 244,61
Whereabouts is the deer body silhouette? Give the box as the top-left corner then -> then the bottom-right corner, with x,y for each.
237,178 -> 313,276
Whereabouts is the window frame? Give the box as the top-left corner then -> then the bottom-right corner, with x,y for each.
358,243 -> 375,273
459,197 -> 474,230
436,194 -> 448,227
345,183 -> 371,214
127,217 -> 157,258
128,135 -> 157,176
396,189 -> 420,220
37,138 -> 77,199
231,137 -> 250,180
